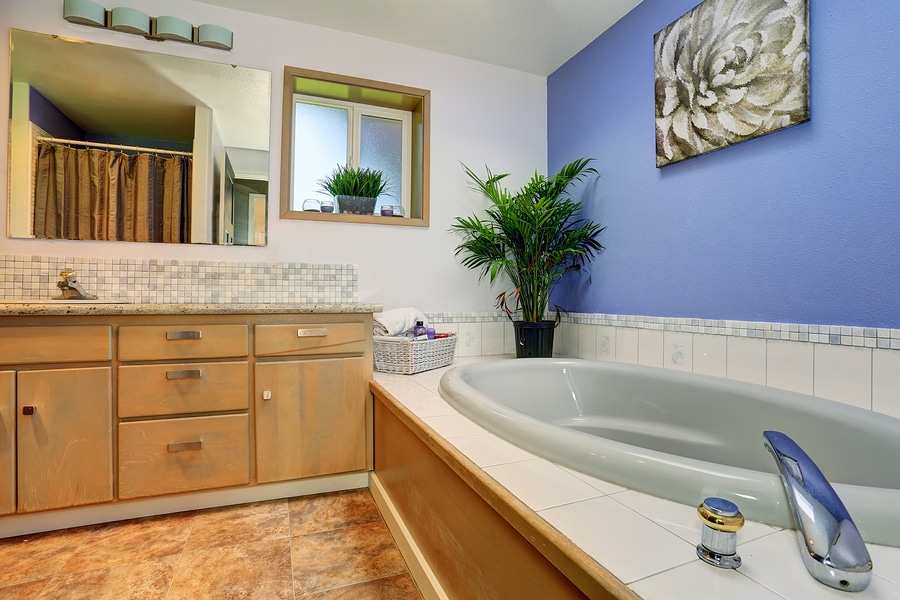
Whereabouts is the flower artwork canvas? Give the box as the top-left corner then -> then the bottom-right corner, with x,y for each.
654,0 -> 810,167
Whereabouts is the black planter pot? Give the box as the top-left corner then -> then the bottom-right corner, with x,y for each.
513,320 -> 556,358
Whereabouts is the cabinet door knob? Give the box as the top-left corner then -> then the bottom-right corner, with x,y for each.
262,390 -> 272,401
22,406 -> 36,415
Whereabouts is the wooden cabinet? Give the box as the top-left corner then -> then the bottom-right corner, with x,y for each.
117,323 -> 251,500
0,310 -> 372,524
255,357 -> 366,482
16,367 -> 113,512
0,325 -> 114,514
0,371 -> 14,516
119,414 -> 249,499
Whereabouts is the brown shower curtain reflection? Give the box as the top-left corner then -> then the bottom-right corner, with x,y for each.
33,142 -> 192,243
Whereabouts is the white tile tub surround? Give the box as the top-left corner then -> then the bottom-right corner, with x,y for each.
726,336 -> 767,385
873,349 -> 900,419
374,358 -> 900,600
692,333 -> 726,377
766,339 -> 814,395
418,311 -> 900,417
814,344 -> 873,410
0,254 -> 357,304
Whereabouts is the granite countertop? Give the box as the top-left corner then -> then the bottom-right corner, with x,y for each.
0,302 -> 382,316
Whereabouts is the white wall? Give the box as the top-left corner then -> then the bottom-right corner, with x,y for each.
0,0 -> 547,311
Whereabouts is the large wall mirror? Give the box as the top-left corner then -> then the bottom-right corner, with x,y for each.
8,29 -> 271,246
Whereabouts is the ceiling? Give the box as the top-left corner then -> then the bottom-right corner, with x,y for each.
193,0 -> 644,76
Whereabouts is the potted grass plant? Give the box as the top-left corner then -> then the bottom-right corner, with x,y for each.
317,164 -> 389,215
451,157 -> 605,357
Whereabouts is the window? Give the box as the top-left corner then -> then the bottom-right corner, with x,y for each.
280,67 -> 430,226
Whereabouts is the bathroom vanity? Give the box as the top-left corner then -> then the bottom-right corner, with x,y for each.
0,303 -> 377,533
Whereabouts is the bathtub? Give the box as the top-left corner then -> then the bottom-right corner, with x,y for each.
438,358 -> 900,547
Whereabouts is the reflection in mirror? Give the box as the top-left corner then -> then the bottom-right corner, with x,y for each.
8,29 -> 271,245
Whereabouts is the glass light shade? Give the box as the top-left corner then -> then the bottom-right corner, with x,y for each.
63,0 -> 106,27
197,23 -> 233,50
110,7 -> 151,35
156,16 -> 193,42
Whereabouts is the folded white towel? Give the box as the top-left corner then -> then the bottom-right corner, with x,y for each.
374,307 -> 428,337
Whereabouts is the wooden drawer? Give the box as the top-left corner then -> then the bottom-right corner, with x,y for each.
118,361 -> 249,418
118,325 -> 248,361
118,414 -> 249,499
255,322 -> 366,357
0,326 -> 111,365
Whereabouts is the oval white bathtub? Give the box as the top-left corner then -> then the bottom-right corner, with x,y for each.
438,358 -> 900,547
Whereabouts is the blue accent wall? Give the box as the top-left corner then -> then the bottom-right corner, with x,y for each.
30,87 -> 84,139
548,0 -> 900,328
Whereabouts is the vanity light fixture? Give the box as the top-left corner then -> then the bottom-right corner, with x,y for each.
155,16 -> 193,43
62,0 -> 234,51
197,24 -> 234,50
110,7 -> 151,36
63,0 -> 106,27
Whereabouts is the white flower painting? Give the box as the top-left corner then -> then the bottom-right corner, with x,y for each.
654,0 -> 810,167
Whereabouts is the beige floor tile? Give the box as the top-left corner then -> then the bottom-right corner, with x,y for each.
36,555 -> 179,600
0,577 -> 52,599
292,521 -> 409,596
60,511 -> 194,574
0,526 -> 93,587
298,573 -> 422,599
167,537 -> 294,600
289,488 -> 382,536
186,499 -> 290,551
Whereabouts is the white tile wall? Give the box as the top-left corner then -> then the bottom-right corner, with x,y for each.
578,323 -> 597,360
638,329 -> 664,367
873,349 -> 900,419
726,336 -> 766,385
814,344 -> 872,409
664,331 -> 693,372
616,328 -> 639,364
693,333 -> 727,378
412,311 -> 900,420
481,321 -> 506,356
596,326 -> 617,362
456,322 -> 483,357
766,339 -> 814,395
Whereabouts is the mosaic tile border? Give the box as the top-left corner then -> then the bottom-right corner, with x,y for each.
424,311 -> 900,350
0,254 -> 357,304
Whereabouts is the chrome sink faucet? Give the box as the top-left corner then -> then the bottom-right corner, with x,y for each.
54,268 -> 97,300
763,430 -> 872,592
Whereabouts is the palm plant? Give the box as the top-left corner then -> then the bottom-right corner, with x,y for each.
451,157 -> 605,323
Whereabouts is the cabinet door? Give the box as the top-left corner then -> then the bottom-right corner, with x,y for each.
0,371 -> 14,515
255,358 -> 366,483
17,367 -> 113,512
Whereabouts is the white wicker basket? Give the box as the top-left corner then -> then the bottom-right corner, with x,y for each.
374,334 -> 457,374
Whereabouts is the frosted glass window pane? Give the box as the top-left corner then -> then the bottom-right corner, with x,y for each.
292,102 -> 348,210
360,115 -> 402,213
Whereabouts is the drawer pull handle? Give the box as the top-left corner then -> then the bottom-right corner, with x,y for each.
22,406 -> 36,416
297,328 -> 328,337
166,330 -> 202,340
166,369 -> 203,380
167,440 -> 203,452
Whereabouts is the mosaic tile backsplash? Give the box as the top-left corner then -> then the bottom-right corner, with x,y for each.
0,254 -> 357,304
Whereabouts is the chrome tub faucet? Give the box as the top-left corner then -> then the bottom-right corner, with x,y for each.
763,430 -> 872,592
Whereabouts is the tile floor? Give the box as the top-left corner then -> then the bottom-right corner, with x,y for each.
0,489 -> 423,599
